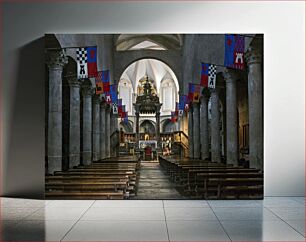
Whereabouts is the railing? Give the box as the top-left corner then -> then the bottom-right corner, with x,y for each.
173,131 -> 189,149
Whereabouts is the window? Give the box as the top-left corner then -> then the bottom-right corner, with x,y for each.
163,86 -> 173,110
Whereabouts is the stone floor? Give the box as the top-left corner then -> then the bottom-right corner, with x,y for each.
135,160 -> 184,199
0,197 -> 305,241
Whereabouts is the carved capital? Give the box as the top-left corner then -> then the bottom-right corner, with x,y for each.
223,68 -> 238,83
67,75 -> 82,88
245,46 -> 262,65
200,94 -> 209,104
46,49 -> 68,69
82,84 -> 95,97
93,95 -> 101,104
100,100 -> 107,108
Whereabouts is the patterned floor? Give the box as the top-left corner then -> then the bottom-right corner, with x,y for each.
0,197 -> 304,241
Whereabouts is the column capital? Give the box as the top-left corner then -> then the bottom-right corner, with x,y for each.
46,49 -> 68,69
100,100 -> 107,108
93,95 -> 101,104
223,68 -> 239,83
200,95 -> 209,104
210,88 -> 220,95
67,75 -> 82,87
82,84 -> 95,97
201,88 -> 211,101
105,103 -> 111,111
245,46 -> 262,65
192,102 -> 200,109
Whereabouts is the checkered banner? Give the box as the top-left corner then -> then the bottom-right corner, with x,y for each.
76,47 -> 98,79
112,103 -> 118,114
201,63 -> 217,89
208,64 -> 217,89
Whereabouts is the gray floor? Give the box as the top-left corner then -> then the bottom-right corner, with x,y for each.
136,161 -> 183,199
0,197 -> 305,241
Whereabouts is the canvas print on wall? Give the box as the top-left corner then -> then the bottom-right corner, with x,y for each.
45,34 -> 263,200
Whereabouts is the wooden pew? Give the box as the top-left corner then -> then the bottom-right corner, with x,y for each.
46,156 -> 139,200
196,172 -> 263,199
45,191 -> 124,199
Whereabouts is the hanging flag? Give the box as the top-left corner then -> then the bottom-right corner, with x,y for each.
118,99 -> 123,116
193,84 -> 201,103
201,63 -> 217,88
76,47 -> 98,79
95,71 -> 103,94
171,111 -> 176,123
224,34 -> 245,70
179,95 -> 187,111
102,70 -> 110,93
112,103 -> 118,114
122,111 -> 127,118
105,94 -> 111,104
110,84 -> 118,104
123,116 -> 129,124
179,95 -> 188,114
175,102 -> 179,116
188,83 -> 195,103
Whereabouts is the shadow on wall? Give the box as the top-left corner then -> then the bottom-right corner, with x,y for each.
4,37 -> 45,199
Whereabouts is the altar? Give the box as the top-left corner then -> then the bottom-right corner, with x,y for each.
139,140 -> 157,149
133,76 -> 162,153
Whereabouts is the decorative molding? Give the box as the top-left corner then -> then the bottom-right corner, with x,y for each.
67,76 -> 82,88
245,46 -> 262,65
46,49 -> 68,69
223,69 -> 239,83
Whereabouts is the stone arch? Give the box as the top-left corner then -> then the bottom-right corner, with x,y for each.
161,118 -> 176,133
119,119 -> 133,133
117,57 -> 180,92
114,51 -> 182,90
139,119 -> 156,134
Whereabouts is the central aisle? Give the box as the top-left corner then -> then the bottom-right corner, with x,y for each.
135,160 -> 184,199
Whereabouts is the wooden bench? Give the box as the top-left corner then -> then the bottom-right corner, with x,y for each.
196,172 -> 263,199
45,191 -> 124,200
158,155 -> 264,199
46,156 -> 140,199
46,181 -> 128,192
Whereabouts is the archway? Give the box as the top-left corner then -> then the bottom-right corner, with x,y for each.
118,58 -> 179,116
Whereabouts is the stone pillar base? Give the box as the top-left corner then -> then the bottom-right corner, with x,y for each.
47,156 -> 62,174
69,155 -> 80,169
82,151 -> 92,166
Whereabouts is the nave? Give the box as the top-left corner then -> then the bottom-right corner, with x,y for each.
46,155 -> 263,200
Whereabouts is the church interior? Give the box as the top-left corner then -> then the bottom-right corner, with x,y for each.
2,1 -> 305,241
45,34 -> 264,200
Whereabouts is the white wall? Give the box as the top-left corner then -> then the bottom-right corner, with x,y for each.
1,1 -> 304,197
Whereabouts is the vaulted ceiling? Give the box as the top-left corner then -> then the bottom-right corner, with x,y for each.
115,34 -> 182,51
120,58 -> 179,94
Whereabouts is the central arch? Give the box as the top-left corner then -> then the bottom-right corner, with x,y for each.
118,58 -> 180,116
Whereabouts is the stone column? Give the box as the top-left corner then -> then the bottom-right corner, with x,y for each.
246,46 -> 263,170
192,103 -> 200,159
46,50 -> 68,174
155,105 -> 161,146
100,101 -> 106,160
109,110 -> 117,157
211,89 -> 221,163
224,69 -> 239,166
105,104 -> 111,158
92,95 -> 101,161
200,94 -> 209,160
188,106 -> 194,158
67,76 -> 82,169
135,104 -> 140,148
82,84 -> 94,166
